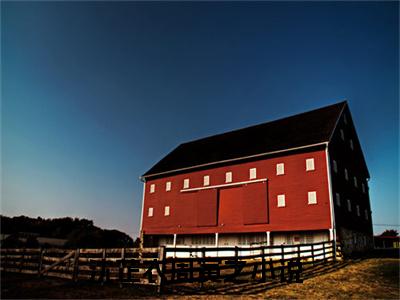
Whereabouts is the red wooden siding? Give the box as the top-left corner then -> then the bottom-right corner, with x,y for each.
196,189 -> 218,227
141,149 -> 331,235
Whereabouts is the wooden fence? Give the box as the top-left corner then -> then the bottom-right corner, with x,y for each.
1,240 -> 340,293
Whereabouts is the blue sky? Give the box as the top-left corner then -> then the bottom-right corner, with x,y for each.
2,2 -> 398,238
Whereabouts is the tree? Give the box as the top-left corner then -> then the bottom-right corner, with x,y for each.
381,229 -> 398,236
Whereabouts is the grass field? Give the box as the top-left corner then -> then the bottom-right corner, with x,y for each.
1,258 -> 399,299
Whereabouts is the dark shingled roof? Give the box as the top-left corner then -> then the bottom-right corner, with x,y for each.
143,101 -> 347,177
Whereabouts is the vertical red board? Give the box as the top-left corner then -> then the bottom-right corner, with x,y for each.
174,192 -> 198,227
196,189 -> 218,226
242,182 -> 268,224
218,186 -> 243,226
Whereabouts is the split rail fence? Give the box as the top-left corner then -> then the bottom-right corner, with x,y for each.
1,240 -> 340,293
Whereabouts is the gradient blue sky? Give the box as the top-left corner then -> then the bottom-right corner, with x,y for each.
2,2 -> 398,238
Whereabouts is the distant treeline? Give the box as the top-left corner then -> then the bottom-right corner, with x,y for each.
1,215 -> 138,248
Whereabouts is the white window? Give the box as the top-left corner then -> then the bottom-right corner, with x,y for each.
203,175 -> 210,186
183,178 -> 190,189
150,184 -> 155,193
340,129 -> 345,140
350,139 -> 354,150
347,199 -> 351,212
164,206 -> 170,216
165,181 -> 171,192
344,168 -> 349,181
362,183 -> 366,193
249,168 -> 257,179
335,192 -> 341,206
276,163 -> 285,175
277,194 -> 286,207
308,191 -> 317,204
148,207 -> 154,217
365,209 -> 369,220
354,176 -> 358,188
333,160 -> 338,173
306,158 -> 315,171
225,172 -> 232,183
356,205 -> 360,216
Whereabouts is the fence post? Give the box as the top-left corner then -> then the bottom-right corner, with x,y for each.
311,244 -> 315,266
322,242 -> 326,263
333,239 -> 337,262
72,249 -> 80,282
19,248 -> 25,273
157,246 -> 166,294
297,245 -> 301,259
38,248 -> 44,276
261,247 -> 266,282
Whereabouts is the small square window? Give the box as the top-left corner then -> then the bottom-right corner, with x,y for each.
225,172 -> 232,183
249,168 -> 257,179
362,183 -> 366,193
354,176 -> 358,188
150,184 -> 155,193
356,205 -> 360,216
164,206 -> 170,216
166,181 -> 171,191
340,129 -> 345,140
183,179 -> 190,189
344,168 -> 349,181
148,207 -> 153,217
335,193 -> 341,206
276,163 -> 285,175
306,158 -> 315,171
308,191 -> 317,204
203,175 -> 210,186
347,199 -> 351,212
350,139 -> 354,150
333,160 -> 338,173
277,194 -> 286,207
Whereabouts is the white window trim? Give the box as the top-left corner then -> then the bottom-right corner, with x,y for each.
150,184 -> 155,193
340,129 -> 345,140
333,160 -> 338,173
308,191 -> 317,205
344,168 -> 349,181
166,181 -> 171,192
249,168 -> 257,180
164,206 -> 170,216
362,183 -> 366,193
225,172 -> 232,183
276,163 -> 285,175
203,175 -> 210,186
347,199 -> 351,212
277,194 -> 286,207
148,207 -> 154,217
183,178 -> 190,189
335,192 -> 341,206
354,176 -> 358,188
350,139 -> 354,150
306,158 -> 315,171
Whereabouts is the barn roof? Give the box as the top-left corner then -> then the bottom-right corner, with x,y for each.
143,101 -> 347,178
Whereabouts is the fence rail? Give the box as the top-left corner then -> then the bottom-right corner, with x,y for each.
1,240 -> 340,293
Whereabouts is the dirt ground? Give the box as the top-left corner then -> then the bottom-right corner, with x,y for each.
1,258 -> 399,299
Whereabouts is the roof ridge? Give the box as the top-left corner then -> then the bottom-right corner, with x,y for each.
181,100 -> 347,146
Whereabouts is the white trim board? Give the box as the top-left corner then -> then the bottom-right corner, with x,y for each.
180,178 -> 268,193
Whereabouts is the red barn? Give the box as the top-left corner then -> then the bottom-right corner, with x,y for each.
140,101 -> 373,254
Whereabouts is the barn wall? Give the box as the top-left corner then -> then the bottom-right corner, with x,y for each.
142,149 -> 331,235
